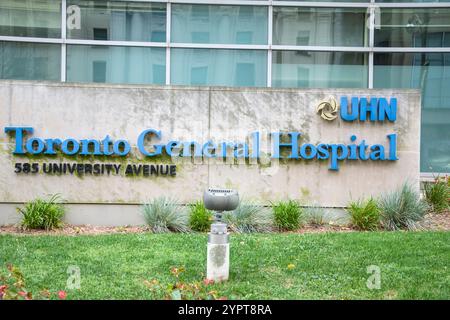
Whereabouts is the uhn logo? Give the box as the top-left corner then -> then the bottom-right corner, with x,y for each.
317,97 -> 397,122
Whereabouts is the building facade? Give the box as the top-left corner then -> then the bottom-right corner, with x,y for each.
1,0 -> 445,226
0,0 -> 449,176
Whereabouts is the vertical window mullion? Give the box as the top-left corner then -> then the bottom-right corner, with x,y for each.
61,0 -> 67,82
368,0 -> 376,89
166,1 -> 171,85
267,1 -> 273,87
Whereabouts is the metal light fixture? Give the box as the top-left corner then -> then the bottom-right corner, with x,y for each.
203,188 -> 239,282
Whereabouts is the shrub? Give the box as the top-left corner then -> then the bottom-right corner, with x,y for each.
17,194 -> 65,230
379,183 -> 428,231
223,201 -> 273,233
424,177 -> 449,214
272,200 -> 303,231
347,198 -> 380,231
304,206 -> 327,226
189,201 -> 213,232
141,197 -> 189,233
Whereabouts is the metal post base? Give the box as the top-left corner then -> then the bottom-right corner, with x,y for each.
206,222 -> 229,282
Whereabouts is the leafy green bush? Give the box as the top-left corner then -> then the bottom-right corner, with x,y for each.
141,197 -> 189,233
272,200 -> 303,231
379,183 -> 428,231
347,198 -> 380,231
17,194 -> 65,230
189,201 -> 213,232
223,202 -> 273,233
424,177 -> 449,214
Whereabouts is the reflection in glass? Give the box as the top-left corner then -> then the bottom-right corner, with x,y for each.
0,42 -> 60,81
272,51 -> 368,88
0,0 -> 61,38
273,7 -> 368,47
375,8 -> 450,47
171,4 -> 267,44
66,45 -> 166,84
171,49 -> 267,87
67,1 -> 166,42
374,53 -> 450,172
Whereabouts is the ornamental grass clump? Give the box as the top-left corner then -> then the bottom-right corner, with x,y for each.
141,197 -> 189,233
347,198 -> 380,231
18,194 -> 65,230
272,200 -> 303,231
379,183 -> 428,231
424,176 -> 449,214
223,201 -> 273,233
304,206 -> 328,226
188,201 -> 213,232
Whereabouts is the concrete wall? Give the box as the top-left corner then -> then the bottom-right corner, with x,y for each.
0,80 -> 421,226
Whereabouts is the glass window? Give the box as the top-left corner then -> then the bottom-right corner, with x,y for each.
66,45 -> 166,84
171,5 -> 267,45
272,51 -> 368,88
67,1 -> 166,42
374,53 -> 450,173
375,8 -> 450,47
0,42 -> 60,81
0,0 -> 61,38
273,7 -> 368,47
171,49 -> 267,87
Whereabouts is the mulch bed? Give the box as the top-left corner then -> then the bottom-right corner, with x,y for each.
0,211 -> 448,236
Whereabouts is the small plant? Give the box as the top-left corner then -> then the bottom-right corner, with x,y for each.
223,201 -> 273,233
424,176 -> 449,214
17,194 -> 65,230
304,206 -> 327,226
272,200 -> 303,231
189,201 -> 213,232
379,183 -> 428,231
144,266 -> 226,300
141,197 -> 189,233
347,198 -> 380,231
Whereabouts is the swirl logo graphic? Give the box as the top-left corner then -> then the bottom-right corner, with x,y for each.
316,98 -> 339,121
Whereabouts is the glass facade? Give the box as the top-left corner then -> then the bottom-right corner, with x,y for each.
0,41 -> 60,81
374,8 -> 450,47
374,52 -> 450,172
0,0 -> 61,38
172,48 -> 267,87
67,1 -> 166,42
172,5 -> 267,44
0,0 -> 449,173
273,51 -> 368,88
67,45 -> 165,84
273,7 -> 368,47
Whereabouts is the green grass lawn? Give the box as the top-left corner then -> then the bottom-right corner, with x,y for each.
0,231 -> 449,299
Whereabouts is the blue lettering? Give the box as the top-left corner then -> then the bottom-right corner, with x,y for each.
4,126 -> 33,154
137,129 -> 162,157
340,97 -> 359,121
271,132 -> 300,159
